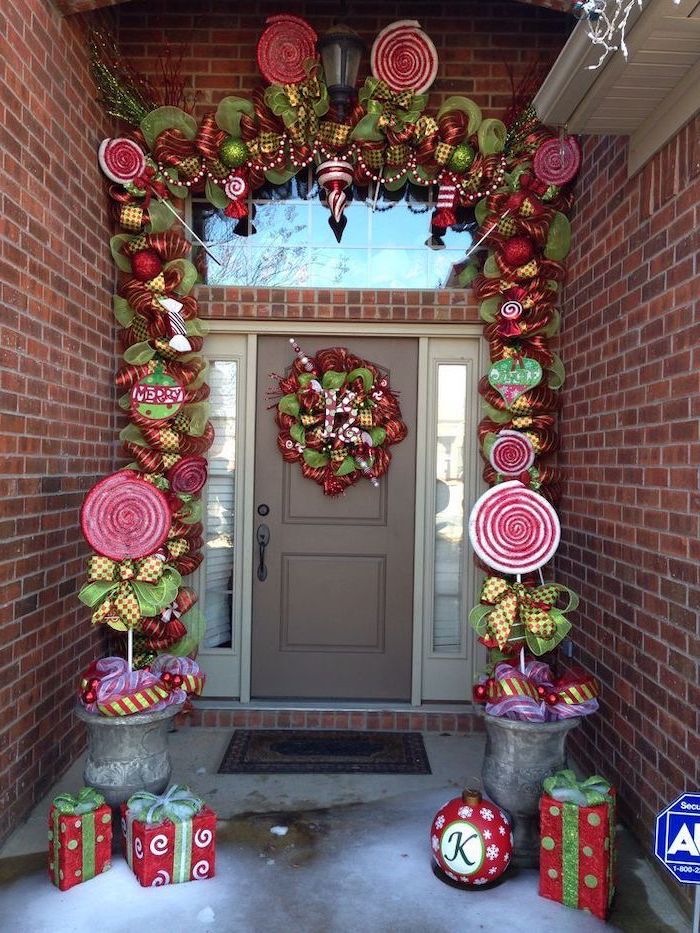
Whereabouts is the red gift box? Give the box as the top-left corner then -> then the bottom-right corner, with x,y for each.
48,795 -> 112,891
539,786 -> 616,920
122,803 -> 216,886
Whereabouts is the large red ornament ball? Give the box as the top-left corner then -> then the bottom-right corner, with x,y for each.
500,236 -> 535,268
131,249 -> 163,282
431,789 -> 513,885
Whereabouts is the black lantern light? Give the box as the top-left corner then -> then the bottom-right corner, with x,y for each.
317,24 -> 364,121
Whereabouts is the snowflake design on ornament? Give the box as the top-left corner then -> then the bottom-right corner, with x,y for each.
486,844 -> 500,861
504,852 -> 510,863
483,829 -> 492,840
458,805 -> 473,818
446,871 -> 459,881
431,835 -> 440,852
488,866 -> 498,875
480,807 -> 494,821
435,815 -> 445,830
498,826 -> 506,836
473,877 -> 488,885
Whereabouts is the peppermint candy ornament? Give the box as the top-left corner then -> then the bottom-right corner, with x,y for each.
533,135 -> 582,186
431,789 -> 513,886
469,479 -> 560,575
489,430 -> 535,477
371,20 -> 439,94
98,138 -> 146,185
256,14 -> 317,85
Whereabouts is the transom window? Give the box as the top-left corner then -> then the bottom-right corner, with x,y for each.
192,168 -> 474,290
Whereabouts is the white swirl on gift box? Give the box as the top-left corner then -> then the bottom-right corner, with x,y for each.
151,869 -> 171,886
134,837 -> 144,859
192,859 -> 211,879
149,833 -> 170,856
468,479 -> 560,574
194,827 -> 213,848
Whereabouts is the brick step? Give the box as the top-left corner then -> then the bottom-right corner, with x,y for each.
180,704 -> 484,734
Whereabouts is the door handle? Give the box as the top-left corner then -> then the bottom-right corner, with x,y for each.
256,524 -> 270,581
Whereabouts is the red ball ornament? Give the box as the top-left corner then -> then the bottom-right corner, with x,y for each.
161,671 -> 173,684
431,789 -> 513,885
536,684 -> 547,698
500,236 -> 535,268
131,249 -> 163,282
82,690 -> 97,704
171,674 -> 183,688
473,683 -> 488,704
545,691 -> 559,706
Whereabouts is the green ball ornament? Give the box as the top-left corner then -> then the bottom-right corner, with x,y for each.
219,136 -> 249,169
448,144 -> 475,173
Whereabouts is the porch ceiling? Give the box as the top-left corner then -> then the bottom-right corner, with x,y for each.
55,0 -> 572,14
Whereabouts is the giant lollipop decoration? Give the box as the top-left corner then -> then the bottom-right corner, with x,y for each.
468,480 -> 560,575
256,14 -> 318,85
370,20 -> 439,94
489,430 -> 535,477
533,135 -> 582,187
80,470 -> 172,562
316,158 -> 354,242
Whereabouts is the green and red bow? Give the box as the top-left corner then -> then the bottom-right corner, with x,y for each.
469,576 -> 578,654
79,554 -> 181,631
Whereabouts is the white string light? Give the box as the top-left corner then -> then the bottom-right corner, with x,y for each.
573,0 -> 681,70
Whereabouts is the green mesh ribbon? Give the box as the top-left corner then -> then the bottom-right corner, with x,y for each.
52,787 -> 105,815
543,770 -> 611,806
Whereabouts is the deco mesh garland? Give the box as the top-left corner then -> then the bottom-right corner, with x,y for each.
83,16 -> 594,712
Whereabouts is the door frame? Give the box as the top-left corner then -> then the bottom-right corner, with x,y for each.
200,319 -> 487,705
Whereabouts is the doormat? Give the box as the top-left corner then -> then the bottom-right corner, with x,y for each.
218,729 -> 431,775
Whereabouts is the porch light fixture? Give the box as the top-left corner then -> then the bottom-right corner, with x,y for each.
317,24 -> 364,120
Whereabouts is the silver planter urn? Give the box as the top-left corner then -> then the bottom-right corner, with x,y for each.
481,713 -> 580,868
75,703 -> 182,808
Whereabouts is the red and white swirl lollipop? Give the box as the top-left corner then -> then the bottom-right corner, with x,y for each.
371,20 -> 439,94
256,14 -> 317,85
469,480 -> 560,575
489,430 -> 535,476
80,470 -> 171,561
224,174 -> 249,201
533,136 -> 582,186
98,138 -> 146,185
500,299 -> 523,321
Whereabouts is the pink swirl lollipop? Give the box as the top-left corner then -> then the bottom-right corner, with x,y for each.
98,138 -> 146,185
468,479 -> 560,574
224,174 -> 249,201
80,470 -> 171,561
256,14 -> 317,85
500,299 -> 523,320
533,136 -> 582,186
370,20 -> 439,94
489,429 -> 535,476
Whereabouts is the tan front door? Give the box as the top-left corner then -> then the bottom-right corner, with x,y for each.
251,335 -> 418,700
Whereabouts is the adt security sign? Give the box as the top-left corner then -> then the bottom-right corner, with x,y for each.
655,793 -> 700,885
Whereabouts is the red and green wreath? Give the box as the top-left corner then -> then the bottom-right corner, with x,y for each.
274,347 -> 407,496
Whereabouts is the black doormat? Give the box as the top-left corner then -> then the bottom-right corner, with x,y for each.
218,729 -> 431,775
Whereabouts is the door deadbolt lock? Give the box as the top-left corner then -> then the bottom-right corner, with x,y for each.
257,503 -> 270,516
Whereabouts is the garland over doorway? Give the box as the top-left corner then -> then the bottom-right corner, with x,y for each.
77,16 -> 583,707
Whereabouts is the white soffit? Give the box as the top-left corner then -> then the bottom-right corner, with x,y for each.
534,0 -> 700,176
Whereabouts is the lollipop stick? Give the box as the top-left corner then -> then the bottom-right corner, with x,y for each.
464,209 -> 511,260
520,646 -> 526,676
127,629 -> 133,673
155,194 -> 222,265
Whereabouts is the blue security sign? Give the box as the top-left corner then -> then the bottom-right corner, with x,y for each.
655,793 -> 700,885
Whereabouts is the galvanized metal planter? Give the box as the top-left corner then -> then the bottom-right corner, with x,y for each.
75,703 -> 182,808
481,713 -> 580,868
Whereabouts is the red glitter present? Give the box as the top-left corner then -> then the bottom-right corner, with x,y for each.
122,801 -> 216,887
539,777 -> 616,921
48,790 -> 112,891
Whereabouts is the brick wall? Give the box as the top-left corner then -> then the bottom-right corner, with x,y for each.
558,117 -> 700,870
0,1 -> 115,844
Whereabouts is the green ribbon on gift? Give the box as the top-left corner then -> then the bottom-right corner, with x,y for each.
351,77 -> 428,142
127,784 -> 203,825
52,787 -> 105,815
51,788 -> 105,886
543,770 -> 615,911
265,60 -> 329,148
543,770 -> 611,806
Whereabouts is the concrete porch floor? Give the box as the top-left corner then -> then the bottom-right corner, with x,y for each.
0,728 -> 687,933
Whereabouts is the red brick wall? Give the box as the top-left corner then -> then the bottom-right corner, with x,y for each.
0,1 -> 115,844
558,117 -> 700,865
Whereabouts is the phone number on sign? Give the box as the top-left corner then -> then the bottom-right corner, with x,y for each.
674,865 -> 700,874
